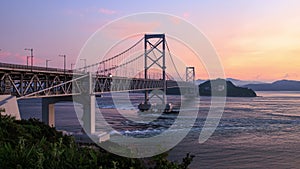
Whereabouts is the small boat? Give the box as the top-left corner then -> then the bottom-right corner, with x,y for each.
138,102 -> 177,114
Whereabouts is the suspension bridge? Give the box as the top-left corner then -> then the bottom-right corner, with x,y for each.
0,34 -> 197,141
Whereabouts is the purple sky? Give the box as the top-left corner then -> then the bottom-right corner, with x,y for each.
1,0 -> 300,81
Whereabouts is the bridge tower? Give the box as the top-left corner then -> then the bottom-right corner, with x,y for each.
185,67 -> 198,97
186,67 -> 195,83
139,34 -> 166,111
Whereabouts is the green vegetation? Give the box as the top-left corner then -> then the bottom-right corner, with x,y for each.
0,115 -> 193,169
0,107 -> 5,113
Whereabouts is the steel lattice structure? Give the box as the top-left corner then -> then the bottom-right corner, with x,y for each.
0,34 -> 196,99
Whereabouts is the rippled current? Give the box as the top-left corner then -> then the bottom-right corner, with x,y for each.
18,91 -> 300,168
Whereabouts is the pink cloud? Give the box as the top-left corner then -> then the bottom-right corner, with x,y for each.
183,12 -> 190,19
0,52 -> 26,65
0,51 -> 12,58
0,51 -> 46,66
98,8 -> 117,15
101,20 -> 161,40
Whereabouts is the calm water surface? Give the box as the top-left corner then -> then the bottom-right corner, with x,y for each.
18,91 -> 300,168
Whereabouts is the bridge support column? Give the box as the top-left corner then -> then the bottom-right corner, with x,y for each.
42,98 -> 55,127
81,95 -> 96,134
41,95 -> 97,135
186,67 -> 195,83
4,75 -> 11,94
139,34 -> 167,112
144,34 -> 166,105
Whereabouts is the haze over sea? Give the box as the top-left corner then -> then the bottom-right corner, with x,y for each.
19,91 -> 300,168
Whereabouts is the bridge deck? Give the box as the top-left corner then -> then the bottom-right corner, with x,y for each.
0,62 -> 83,75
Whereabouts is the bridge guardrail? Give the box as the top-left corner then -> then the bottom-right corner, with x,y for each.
0,62 -> 84,74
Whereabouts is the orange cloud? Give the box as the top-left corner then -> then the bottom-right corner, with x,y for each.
206,13 -> 300,81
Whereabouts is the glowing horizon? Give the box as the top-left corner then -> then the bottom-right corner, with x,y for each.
0,1 -> 300,82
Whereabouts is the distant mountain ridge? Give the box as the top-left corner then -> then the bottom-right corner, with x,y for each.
243,80 -> 300,91
226,78 -> 264,86
196,78 -> 264,86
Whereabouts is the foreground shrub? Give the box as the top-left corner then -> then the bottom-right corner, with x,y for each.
0,115 -> 193,169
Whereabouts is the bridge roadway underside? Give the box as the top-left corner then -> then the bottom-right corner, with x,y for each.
42,94 -> 96,134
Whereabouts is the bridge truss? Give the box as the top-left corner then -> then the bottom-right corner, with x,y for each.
0,34 -> 196,99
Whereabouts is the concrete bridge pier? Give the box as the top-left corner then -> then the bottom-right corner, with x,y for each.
78,95 -> 96,134
42,96 -> 73,127
41,95 -> 95,133
41,95 -> 109,143
42,101 -> 55,127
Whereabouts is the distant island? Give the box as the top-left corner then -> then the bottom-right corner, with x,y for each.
199,79 -> 257,97
196,78 -> 264,86
243,80 -> 300,91
167,79 -> 257,97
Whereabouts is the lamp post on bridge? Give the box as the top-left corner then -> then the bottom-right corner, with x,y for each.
24,48 -> 33,71
46,59 -> 51,69
102,62 -> 106,75
59,54 -> 66,73
80,59 -> 87,72
112,65 -> 118,76
26,56 -> 30,67
71,63 -> 75,70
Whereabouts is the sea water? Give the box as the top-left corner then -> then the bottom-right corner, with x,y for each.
18,91 -> 300,168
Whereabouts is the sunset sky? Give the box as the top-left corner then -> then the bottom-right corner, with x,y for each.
1,0 -> 300,82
